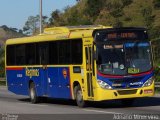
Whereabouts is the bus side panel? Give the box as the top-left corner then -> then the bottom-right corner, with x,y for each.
6,68 -> 28,95
47,67 -> 60,98
6,67 -> 72,99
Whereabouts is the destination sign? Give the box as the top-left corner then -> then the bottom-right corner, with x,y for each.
107,32 -> 137,39
94,29 -> 148,43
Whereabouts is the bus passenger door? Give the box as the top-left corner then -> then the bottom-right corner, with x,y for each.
39,43 -> 49,96
85,45 -> 94,99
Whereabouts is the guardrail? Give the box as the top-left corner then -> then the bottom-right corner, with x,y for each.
0,78 -> 6,86
0,78 -> 5,81
155,82 -> 160,88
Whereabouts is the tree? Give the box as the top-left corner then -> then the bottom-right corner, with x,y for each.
23,15 -> 48,35
49,9 -> 61,26
0,46 -> 4,77
122,0 -> 133,7
153,0 -> 160,9
23,15 -> 39,35
85,0 -> 104,18
141,6 -> 154,28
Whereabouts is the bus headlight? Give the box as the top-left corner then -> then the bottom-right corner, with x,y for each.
143,77 -> 154,87
97,80 -> 112,89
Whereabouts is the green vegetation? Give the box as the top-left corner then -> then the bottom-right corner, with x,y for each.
0,46 -> 5,77
23,15 -> 48,35
47,0 -> 160,39
155,66 -> 160,82
155,87 -> 160,93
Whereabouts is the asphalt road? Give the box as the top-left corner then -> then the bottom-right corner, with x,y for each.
0,86 -> 160,120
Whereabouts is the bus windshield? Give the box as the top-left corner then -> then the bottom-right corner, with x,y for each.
97,42 -> 152,75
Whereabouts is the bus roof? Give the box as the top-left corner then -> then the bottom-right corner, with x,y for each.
6,25 -> 111,45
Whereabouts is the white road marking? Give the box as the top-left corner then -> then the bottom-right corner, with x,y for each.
83,109 -> 123,114
18,102 -> 49,107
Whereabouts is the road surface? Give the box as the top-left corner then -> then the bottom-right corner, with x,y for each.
0,86 -> 160,120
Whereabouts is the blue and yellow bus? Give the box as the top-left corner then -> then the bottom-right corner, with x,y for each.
5,25 -> 154,107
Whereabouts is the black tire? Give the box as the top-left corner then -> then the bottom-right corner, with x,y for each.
74,85 -> 86,108
121,98 -> 135,107
29,82 -> 39,104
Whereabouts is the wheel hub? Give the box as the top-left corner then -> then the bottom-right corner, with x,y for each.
30,88 -> 34,99
77,90 -> 83,102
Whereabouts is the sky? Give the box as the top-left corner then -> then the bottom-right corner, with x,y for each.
0,0 -> 76,30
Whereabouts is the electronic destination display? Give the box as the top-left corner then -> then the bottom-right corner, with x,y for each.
94,28 -> 148,43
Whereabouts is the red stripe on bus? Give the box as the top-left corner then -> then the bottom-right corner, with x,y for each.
97,68 -> 153,78
131,68 -> 153,77
97,71 -> 124,78
6,67 -> 23,70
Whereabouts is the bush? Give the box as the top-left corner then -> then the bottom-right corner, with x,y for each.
154,66 -> 160,82
0,47 -> 5,77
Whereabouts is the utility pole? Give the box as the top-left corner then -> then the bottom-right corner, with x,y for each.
40,0 -> 43,34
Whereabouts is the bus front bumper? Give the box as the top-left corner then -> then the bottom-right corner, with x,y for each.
93,82 -> 154,101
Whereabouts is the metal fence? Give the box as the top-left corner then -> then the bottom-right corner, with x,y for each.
0,78 -> 6,86
155,82 -> 160,88
0,78 -> 5,81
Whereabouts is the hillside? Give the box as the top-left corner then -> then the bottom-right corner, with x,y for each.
0,25 -> 25,45
0,25 -> 25,77
49,0 -> 160,39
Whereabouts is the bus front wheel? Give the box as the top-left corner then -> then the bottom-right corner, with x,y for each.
74,85 -> 86,108
29,82 -> 39,104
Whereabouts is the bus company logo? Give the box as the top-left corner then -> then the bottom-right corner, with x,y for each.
26,68 -> 39,78
62,69 -> 67,79
130,82 -> 143,86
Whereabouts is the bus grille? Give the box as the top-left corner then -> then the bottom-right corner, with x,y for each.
117,89 -> 137,95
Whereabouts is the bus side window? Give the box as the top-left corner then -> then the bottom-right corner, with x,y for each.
58,40 -> 71,64
39,42 -> 49,65
7,45 -> 16,65
16,45 -> 25,65
26,43 -> 36,65
49,41 -> 58,64
71,40 -> 82,64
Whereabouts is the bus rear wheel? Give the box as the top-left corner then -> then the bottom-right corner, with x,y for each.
74,85 -> 86,108
29,82 -> 39,104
